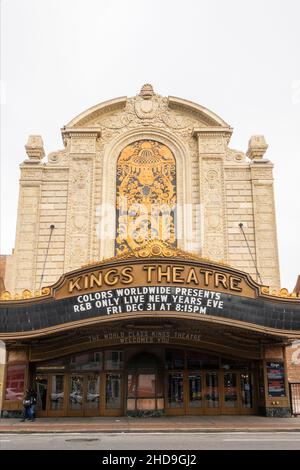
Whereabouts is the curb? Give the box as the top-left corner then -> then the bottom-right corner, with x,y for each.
1,427 -> 300,434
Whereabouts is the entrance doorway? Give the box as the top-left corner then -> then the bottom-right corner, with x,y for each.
165,350 -> 256,415
126,352 -> 164,414
34,347 -> 257,417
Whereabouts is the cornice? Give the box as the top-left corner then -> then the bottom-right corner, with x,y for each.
64,97 -> 127,128
192,127 -> 233,137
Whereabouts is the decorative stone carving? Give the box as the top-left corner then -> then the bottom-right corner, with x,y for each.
92,85 -> 197,138
201,159 -> 227,262
64,159 -> 93,271
199,137 -> 224,154
225,148 -> 246,163
134,84 -> 160,120
100,113 -> 134,129
71,138 -> 95,154
48,150 -> 69,166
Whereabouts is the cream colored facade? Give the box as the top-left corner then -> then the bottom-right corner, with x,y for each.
5,85 -> 280,294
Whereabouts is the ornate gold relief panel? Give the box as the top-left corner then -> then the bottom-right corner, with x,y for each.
115,140 -> 176,254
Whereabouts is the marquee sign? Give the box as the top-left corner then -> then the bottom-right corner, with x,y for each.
0,241 -> 300,337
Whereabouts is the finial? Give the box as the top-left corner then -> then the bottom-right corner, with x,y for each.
25,135 -> 45,162
139,84 -> 154,99
246,135 -> 268,160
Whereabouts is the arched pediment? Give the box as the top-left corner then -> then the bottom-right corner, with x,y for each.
64,96 -> 127,128
167,96 -> 230,128
62,85 -> 231,132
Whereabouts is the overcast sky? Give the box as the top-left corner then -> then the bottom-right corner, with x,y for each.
1,0 -> 299,290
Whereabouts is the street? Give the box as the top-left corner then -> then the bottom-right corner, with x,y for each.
0,432 -> 300,450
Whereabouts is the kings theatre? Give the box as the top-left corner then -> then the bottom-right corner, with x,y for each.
1,85 -> 300,418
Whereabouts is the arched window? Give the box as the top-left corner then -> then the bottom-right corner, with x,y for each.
115,140 -> 176,254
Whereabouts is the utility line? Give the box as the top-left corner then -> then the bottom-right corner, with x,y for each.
39,224 -> 55,290
238,222 -> 263,284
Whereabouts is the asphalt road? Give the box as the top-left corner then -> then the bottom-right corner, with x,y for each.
0,432 -> 300,450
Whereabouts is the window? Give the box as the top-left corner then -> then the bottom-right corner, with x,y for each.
105,351 -> 123,370
70,352 -> 102,371
116,140 -> 176,254
5,365 -> 26,401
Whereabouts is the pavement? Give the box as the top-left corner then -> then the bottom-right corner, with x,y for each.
1,415 -> 300,433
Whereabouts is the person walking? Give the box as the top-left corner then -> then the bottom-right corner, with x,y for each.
20,390 -> 32,422
29,388 -> 37,422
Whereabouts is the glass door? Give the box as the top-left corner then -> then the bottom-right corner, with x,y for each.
223,372 -> 238,412
167,373 -> 184,413
104,373 -> 123,416
85,374 -> 100,416
35,375 -> 48,417
188,373 -> 203,412
240,373 -> 253,412
205,372 -> 220,412
48,374 -> 65,416
68,374 -> 84,416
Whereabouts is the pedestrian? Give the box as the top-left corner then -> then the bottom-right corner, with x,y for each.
29,388 -> 37,422
20,390 -> 31,422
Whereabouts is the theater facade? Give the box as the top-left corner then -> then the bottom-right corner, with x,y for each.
1,85 -> 300,418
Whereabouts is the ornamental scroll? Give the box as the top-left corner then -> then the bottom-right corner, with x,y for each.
115,140 -> 176,254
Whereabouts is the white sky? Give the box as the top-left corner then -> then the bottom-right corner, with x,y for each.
0,0 -> 299,290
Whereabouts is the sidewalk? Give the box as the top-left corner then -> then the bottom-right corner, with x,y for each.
1,415 -> 300,433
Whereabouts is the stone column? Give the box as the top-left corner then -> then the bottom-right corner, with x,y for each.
193,128 -> 232,262
248,136 -> 280,290
62,129 -> 100,272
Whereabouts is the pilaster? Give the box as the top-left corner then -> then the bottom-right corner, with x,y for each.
63,131 -> 100,272
193,128 -> 232,262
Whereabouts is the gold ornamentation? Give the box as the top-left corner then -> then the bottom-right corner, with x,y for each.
41,287 -> 51,296
262,287 -> 300,300
0,287 -> 51,302
115,239 -> 214,263
0,290 -> 12,300
22,289 -> 32,299
279,288 -> 289,298
260,286 -> 270,295
116,140 -> 176,254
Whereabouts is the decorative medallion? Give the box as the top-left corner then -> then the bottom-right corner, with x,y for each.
134,84 -> 160,119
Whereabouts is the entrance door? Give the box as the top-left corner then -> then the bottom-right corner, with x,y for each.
48,374 -> 65,417
205,371 -> 220,413
221,371 -> 255,414
67,374 -> 101,417
223,372 -> 238,413
68,374 -> 84,416
85,374 -> 100,416
104,373 -> 123,416
240,372 -> 254,413
35,375 -> 48,417
188,373 -> 203,410
167,373 -> 184,414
